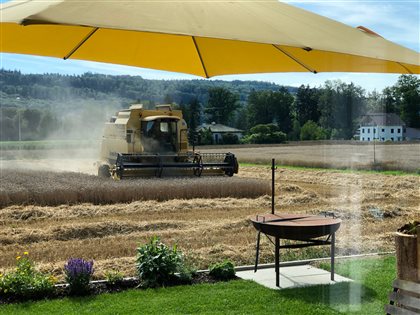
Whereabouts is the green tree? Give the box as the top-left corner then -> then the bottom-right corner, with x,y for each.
300,120 -> 327,140
242,123 -> 286,144
246,87 -> 293,134
295,85 -> 320,126
221,133 -> 239,145
21,108 -> 42,140
392,75 -> 420,128
205,87 -> 239,125
198,128 -> 213,145
0,116 -> 16,141
39,111 -> 60,139
271,87 -> 293,134
288,119 -> 301,141
187,98 -> 201,144
232,107 -> 248,131
0,107 -> 18,141
366,90 -> 384,113
247,90 -> 274,126
318,80 -> 366,139
382,87 -> 398,113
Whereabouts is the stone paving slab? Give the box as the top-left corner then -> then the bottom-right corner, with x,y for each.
236,265 -> 352,290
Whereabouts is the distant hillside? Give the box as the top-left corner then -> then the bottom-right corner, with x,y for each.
1,69 -> 416,143
0,69 -> 298,141
0,69 -> 297,109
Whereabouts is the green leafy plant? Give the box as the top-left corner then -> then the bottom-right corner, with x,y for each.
0,252 -> 56,298
105,270 -> 124,286
209,260 -> 236,281
177,265 -> 197,284
136,236 -> 183,287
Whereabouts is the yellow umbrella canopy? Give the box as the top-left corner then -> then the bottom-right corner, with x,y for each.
1,0 -> 419,77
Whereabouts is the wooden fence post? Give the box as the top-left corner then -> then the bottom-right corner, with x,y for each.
417,226 -> 420,282
395,231 -> 418,282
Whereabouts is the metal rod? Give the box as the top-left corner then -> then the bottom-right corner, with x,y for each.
373,126 -> 376,164
271,158 -> 275,214
64,27 -> 99,60
331,232 -> 335,281
275,236 -> 280,287
254,231 -> 261,273
192,36 -> 209,78
272,45 -> 318,74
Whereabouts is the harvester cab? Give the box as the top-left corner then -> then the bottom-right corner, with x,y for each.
98,104 -> 238,179
141,116 -> 179,153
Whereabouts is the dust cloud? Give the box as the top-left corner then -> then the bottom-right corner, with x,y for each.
0,105 -> 118,175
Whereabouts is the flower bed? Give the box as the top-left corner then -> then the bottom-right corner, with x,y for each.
0,238 -> 237,304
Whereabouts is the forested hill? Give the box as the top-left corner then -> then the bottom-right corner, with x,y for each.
0,69 -> 296,107
1,69 -> 418,142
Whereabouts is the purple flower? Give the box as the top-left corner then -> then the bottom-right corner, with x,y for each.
64,258 -> 94,294
64,258 -> 94,278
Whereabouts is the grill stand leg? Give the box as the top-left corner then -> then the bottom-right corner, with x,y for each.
275,236 -> 280,287
254,231 -> 261,273
331,232 -> 335,281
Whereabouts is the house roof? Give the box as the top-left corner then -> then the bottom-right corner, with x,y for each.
197,123 -> 243,133
360,113 -> 405,126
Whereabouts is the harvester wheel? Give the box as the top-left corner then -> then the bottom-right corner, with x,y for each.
98,164 -> 111,178
225,169 -> 234,177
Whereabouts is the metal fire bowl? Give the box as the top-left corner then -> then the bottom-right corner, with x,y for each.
251,214 -> 341,241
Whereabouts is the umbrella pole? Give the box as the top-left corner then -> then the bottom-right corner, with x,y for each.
271,158 -> 275,214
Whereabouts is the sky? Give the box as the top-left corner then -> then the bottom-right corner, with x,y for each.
0,0 -> 419,92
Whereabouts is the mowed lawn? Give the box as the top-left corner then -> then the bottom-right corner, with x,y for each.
1,256 -> 396,315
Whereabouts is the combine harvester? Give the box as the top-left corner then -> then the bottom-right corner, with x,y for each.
98,104 -> 238,179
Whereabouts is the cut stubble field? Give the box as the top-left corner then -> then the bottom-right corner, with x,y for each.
200,142 -> 420,172
0,143 -> 418,280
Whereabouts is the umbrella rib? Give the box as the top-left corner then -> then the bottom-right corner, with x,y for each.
191,36 -> 209,78
273,45 -> 317,74
63,27 -> 99,60
396,62 -> 413,74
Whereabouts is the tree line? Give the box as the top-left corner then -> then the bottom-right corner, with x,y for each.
0,69 -> 418,143
183,75 -> 419,144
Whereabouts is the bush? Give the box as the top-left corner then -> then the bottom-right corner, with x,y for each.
198,128 -> 213,145
250,123 -> 279,134
242,124 -> 286,144
242,131 -> 286,144
64,258 -> 94,295
221,133 -> 239,145
209,260 -> 236,281
177,265 -> 197,284
136,236 -> 184,287
105,270 -> 124,286
330,128 -> 347,140
0,252 -> 56,299
300,120 -> 327,140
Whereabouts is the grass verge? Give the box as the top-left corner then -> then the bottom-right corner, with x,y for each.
0,255 -> 396,314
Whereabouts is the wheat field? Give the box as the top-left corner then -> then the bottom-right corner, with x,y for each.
0,170 -> 269,208
0,143 -> 418,280
0,164 -> 418,280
